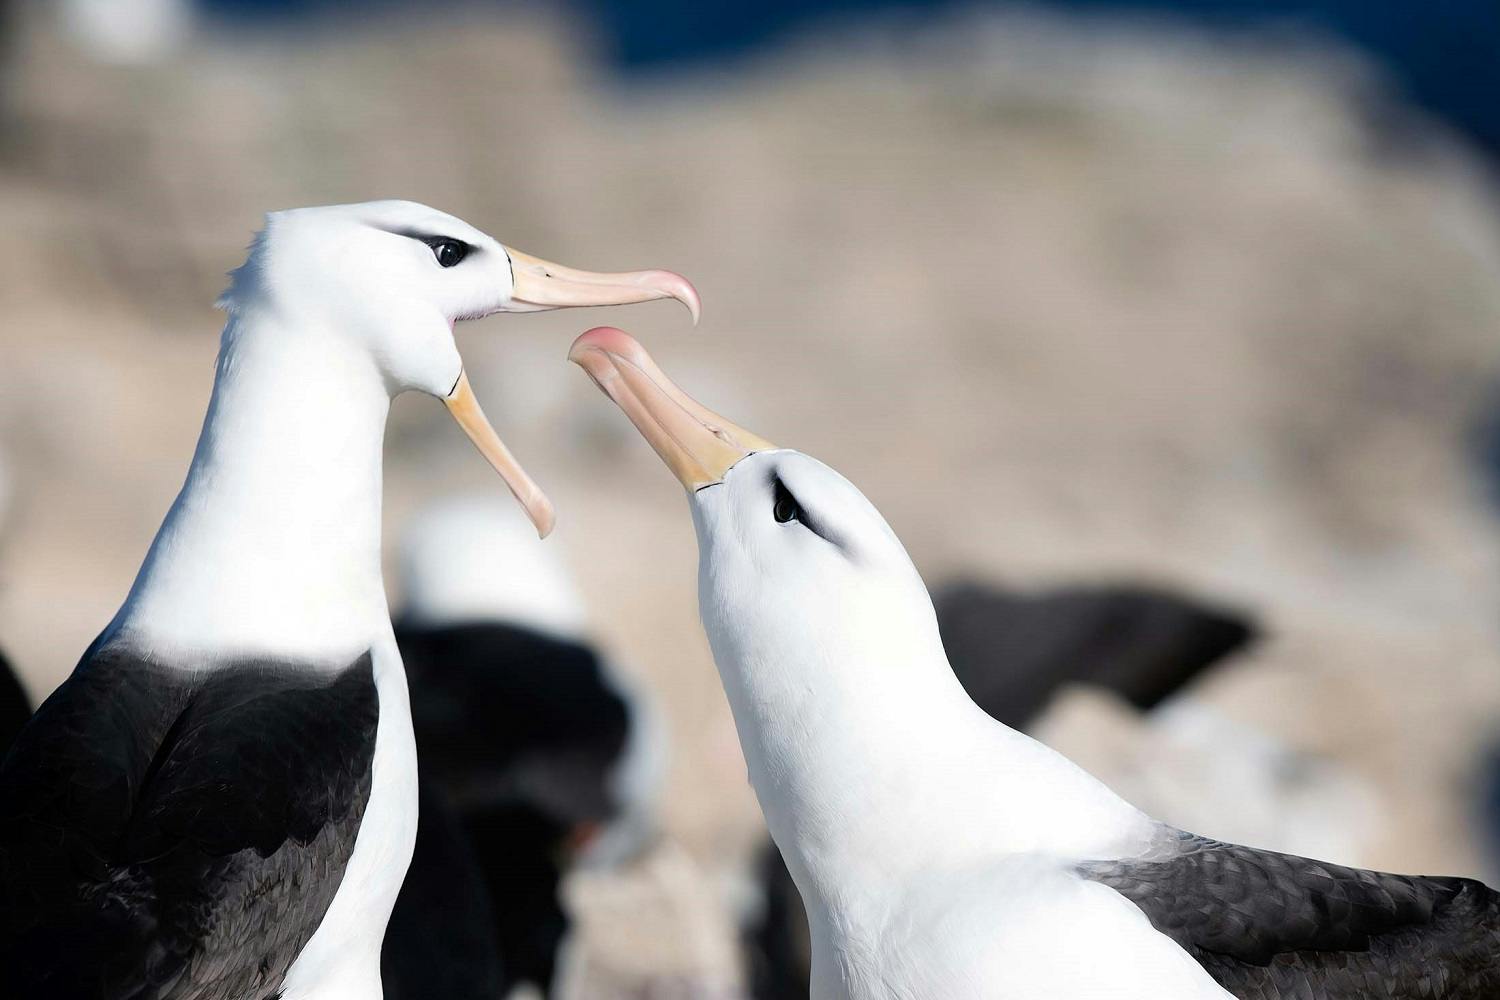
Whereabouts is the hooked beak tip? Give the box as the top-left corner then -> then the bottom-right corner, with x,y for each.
670,274 -> 703,327
502,246 -> 701,325
631,271 -> 701,326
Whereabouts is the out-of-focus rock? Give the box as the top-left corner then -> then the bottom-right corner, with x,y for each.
1035,688 -> 1384,865
557,840 -> 748,1000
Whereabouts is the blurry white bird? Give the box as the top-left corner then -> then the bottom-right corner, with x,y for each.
572,326 -> 1500,1000
0,202 -> 696,1000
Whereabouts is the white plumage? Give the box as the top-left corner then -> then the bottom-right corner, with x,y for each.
571,326 -> 1500,1000
570,326 -> 1230,998
0,204 -> 697,1000
688,457 -> 1231,1000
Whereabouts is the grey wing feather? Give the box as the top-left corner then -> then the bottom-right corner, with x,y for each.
0,644 -> 379,1000
1078,830 -> 1500,999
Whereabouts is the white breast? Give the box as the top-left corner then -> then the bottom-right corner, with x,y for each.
279,635 -> 418,1000
813,857 -> 1232,1000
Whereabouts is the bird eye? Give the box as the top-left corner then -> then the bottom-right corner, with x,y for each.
772,479 -> 801,524
425,238 -> 470,268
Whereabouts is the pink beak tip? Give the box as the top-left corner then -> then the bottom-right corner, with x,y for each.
570,325 -> 642,363
645,270 -> 701,326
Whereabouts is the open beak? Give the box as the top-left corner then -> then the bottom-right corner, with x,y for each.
505,247 -> 702,325
444,371 -> 557,537
568,326 -> 775,490
447,254 -> 701,538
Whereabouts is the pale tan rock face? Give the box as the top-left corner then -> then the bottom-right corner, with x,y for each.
3,7 -> 1500,996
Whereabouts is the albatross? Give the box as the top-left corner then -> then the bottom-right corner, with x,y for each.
0,202 -> 697,1000
569,325 -> 1500,1000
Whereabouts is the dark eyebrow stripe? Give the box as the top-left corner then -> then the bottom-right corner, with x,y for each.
772,473 -> 848,555
375,226 -> 478,252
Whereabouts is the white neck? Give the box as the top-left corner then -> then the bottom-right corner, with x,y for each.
703,592 -> 1154,930
109,307 -> 393,664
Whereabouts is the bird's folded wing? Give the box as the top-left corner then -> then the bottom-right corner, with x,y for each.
1077,830 -> 1500,998
0,643 -> 378,1000
0,647 -> 31,754
397,621 -> 630,825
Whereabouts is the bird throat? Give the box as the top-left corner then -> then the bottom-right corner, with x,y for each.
109,310 -> 393,665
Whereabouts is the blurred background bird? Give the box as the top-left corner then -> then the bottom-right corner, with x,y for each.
385,496 -> 664,999
0,645 -> 29,756
2,0 -> 1500,995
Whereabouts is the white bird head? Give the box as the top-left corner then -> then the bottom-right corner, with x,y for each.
569,327 -> 942,707
396,493 -> 587,640
218,201 -> 700,537
569,328 -> 1153,889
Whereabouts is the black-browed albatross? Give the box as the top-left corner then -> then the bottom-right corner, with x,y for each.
0,202 -> 698,1000
570,325 -> 1500,1000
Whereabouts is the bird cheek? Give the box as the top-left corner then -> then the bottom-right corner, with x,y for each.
384,311 -> 463,397
455,264 -> 512,320
416,335 -> 465,399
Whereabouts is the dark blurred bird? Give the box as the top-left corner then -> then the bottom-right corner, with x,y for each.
380,781 -> 506,1000
934,581 -> 1254,726
382,497 -> 664,999
0,646 -> 31,757
743,579 -> 1258,1000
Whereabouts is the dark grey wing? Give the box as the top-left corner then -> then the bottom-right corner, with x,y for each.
397,621 -> 629,826
934,581 -> 1255,728
742,841 -> 813,1000
0,645 -> 31,755
0,642 -> 378,1000
393,621 -> 630,993
1078,831 -> 1500,998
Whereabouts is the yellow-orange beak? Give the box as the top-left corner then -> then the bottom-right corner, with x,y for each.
504,247 -> 701,325
447,252 -> 701,538
568,326 -> 776,491
444,371 -> 557,537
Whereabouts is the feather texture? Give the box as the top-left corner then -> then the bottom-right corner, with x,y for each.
0,643 -> 378,1000
1079,831 -> 1500,998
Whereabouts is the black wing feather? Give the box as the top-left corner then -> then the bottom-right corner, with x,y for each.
381,778 -> 505,1000
1078,831 -> 1500,998
0,642 -> 378,1000
385,621 -> 630,996
397,621 -> 629,825
0,645 -> 33,756
934,581 -> 1255,728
